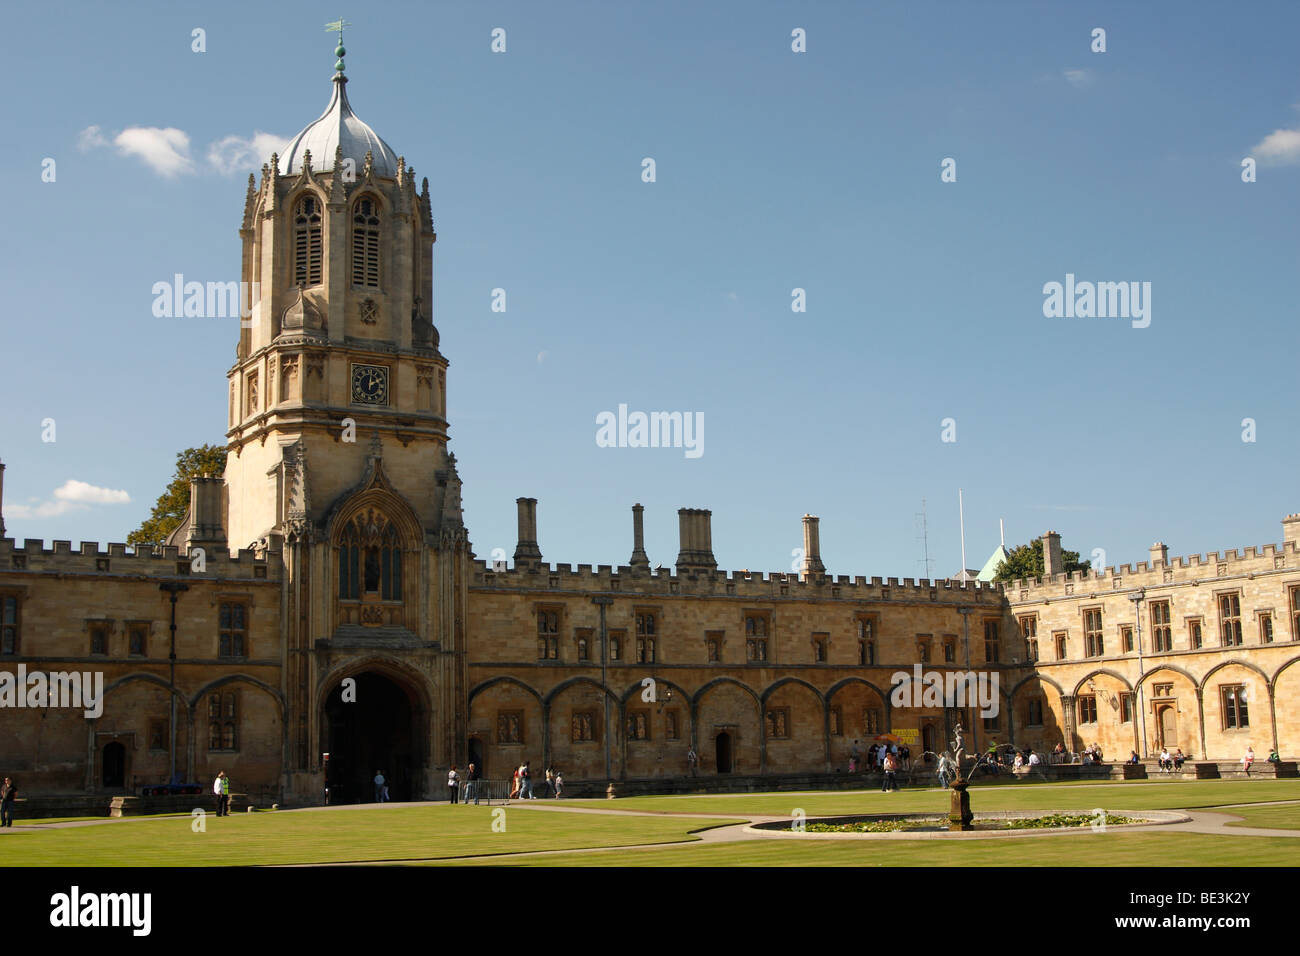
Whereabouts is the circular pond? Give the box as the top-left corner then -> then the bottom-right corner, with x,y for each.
747,809 -> 1190,840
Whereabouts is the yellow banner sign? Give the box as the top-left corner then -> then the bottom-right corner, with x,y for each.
891,728 -> 920,745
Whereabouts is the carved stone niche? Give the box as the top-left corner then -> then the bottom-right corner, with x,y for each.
280,354 -> 300,403
415,364 -> 435,412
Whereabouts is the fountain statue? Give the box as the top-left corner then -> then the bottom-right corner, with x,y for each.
948,721 -> 974,830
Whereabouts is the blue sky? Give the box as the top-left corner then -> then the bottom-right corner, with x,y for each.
2,0 -> 1297,579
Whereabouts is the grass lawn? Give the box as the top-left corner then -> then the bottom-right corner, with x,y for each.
5,780 -> 1296,867
561,779 -> 1300,817
0,805 -> 734,866
445,831 -> 1296,867
1222,802 -> 1300,830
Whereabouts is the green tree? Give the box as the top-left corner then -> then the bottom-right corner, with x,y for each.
993,537 -> 1090,583
127,444 -> 227,547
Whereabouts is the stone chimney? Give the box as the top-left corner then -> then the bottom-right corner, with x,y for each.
186,476 -> 228,552
1042,531 -> 1063,578
1149,542 -> 1168,567
514,497 -> 542,564
675,508 -> 717,573
629,503 -> 650,569
800,514 -> 826,579
1284,514 -> 1300,551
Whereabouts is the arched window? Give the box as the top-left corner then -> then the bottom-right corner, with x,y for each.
337,509 -> 403,602
352,196 -> 380,288
208,722 -> 221,750
378,523 -> 402,600
338,522 -> 360,599
294,195 -> 323,287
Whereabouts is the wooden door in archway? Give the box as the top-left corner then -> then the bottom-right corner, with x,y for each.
1156,705 -> 1177,749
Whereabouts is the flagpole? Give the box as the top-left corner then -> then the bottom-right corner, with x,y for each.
959,489 -> 967,579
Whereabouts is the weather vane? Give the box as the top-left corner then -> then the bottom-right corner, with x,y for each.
326,18 -> 351,74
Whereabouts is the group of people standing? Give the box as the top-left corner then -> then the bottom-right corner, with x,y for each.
847,739 -> 912,774
509,763 -> 563,799
446,763 -> 481,803
443,762 -> 564,802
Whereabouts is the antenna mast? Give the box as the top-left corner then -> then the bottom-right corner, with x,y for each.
916,499 -> 935,580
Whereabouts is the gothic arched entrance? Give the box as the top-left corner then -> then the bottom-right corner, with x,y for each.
323,670 -> 426,803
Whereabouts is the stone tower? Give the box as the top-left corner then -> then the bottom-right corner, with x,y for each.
221,38 -> 471,801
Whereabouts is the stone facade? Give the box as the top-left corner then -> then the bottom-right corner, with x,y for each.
1004,521 -> 1300,763
1,63 -> 1296,803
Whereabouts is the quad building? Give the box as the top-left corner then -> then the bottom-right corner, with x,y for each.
2,54 -> 1297,803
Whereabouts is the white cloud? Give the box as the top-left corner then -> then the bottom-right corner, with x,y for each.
1063,69 -> 1093,89
54,480 -> 131,505
537,350 -> 549,364
6,480 -> 130,519
7,498 -> 80,519
79,123 -> 290,177
76,125 -> 107,151
1250,127 -> 1300,167
114,126 -> 194,177
207,131 -> 289,175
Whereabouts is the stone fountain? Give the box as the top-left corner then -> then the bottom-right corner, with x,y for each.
948,722 -> 974,831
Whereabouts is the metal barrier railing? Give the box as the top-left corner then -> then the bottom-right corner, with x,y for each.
455,779 -> 515,804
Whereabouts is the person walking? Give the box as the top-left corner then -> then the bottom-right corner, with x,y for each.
509,765 -> 521,799
464,763 -> 479,804
1,777 -> 17,826
553,770 -> 564,799
545,767 -> 555,798
214,771 -> 230,817
520,762 -> 533,799
936,753 -> 952,789
374,770 -> 386,803
882,751 -> 900,792
447,765 -> 460,804
686,746 -> 698,777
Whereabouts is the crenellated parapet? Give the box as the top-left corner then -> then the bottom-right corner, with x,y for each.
0,537 -> 281,582
471,558 -> 1002,605
1006,531 -> 1299,605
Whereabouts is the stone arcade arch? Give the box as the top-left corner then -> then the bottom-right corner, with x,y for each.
760,677 -> 824,775
618,677 -> 692,779
467,676 -> 544,785
691,677 -> 761,776
95,673 -> 191,792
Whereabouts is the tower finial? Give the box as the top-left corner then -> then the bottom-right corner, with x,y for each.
325,17 -> 351,77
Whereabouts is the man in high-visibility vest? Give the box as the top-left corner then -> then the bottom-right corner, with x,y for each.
214,771 -> 230,817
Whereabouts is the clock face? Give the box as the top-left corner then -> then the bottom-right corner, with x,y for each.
351,364 -> 389,405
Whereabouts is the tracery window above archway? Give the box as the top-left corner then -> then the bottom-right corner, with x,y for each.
338,508 -> 403,601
